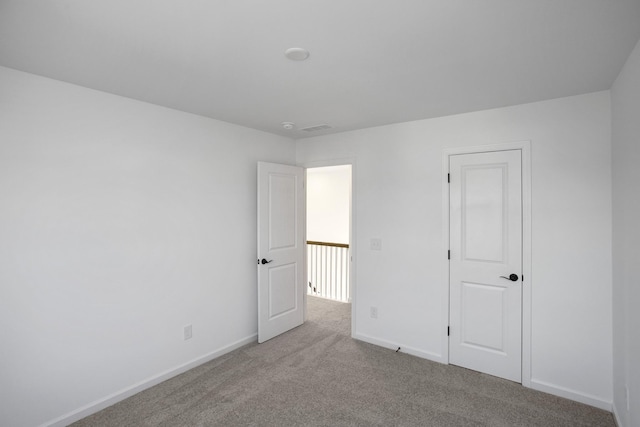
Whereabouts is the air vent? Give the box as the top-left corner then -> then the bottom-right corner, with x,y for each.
300,124 -> 332,132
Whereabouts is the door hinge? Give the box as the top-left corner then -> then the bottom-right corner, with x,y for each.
447,326 -> 450,336
447,250 -> 450,260
447,173 -> 450,183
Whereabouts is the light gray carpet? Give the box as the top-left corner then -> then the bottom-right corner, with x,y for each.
73,296 -> 614,426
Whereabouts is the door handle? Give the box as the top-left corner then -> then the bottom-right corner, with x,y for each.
500,274 -> 519,282
260,258 -> 273,265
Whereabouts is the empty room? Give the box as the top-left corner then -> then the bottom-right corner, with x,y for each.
1,1 -> 639,426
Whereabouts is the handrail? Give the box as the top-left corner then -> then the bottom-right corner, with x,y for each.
306,240 -> 349,248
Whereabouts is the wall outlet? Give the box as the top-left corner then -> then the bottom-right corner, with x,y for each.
370,238 -> 382,251
370,306 -> 378,319
184,324 -> 193,341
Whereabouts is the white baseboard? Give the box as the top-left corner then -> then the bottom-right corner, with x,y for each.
42,334 -> 257,427
352,332 -> 446,364
529,378 -> 612,411
40,332 -> 615,426
612,401 -> 625,427
354,332 -> 614,414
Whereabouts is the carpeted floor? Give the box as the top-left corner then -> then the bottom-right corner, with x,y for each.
73,296 -> 614,426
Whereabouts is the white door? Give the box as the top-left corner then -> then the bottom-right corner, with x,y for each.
257,162 -> 304,343
449,150 -> 522,382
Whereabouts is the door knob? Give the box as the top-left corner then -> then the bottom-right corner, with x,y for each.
500,274 -> 519,281
261,258 -> 273,265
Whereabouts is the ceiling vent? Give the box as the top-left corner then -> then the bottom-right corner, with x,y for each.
300,124 -> 332,132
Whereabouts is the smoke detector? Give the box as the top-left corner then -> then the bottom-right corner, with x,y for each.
281,122 -> 295,130
284,48 -> 310,61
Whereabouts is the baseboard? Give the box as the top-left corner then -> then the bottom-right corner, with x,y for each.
612,401 -> 624,427
41,334 -> 258,427
352,332 -> 446,364
529,378 -> 612,411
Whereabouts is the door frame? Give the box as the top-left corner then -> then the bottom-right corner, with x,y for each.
442,141 -> 532,387
299,158 -> 357,338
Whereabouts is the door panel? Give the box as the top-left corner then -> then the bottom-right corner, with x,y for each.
268,263 -> 298,318
463,166 -> 506,262
257,162 -> 304,343
449,150 -> 522,382
461,281 -> 507,353
268,174 -> 297,250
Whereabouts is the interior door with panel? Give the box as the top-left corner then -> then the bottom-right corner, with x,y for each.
449,150 -> 522,382
257,162 -> 304,343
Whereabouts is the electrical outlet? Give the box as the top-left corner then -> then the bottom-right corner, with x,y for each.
184,324 -> 193,341
370,238 -> 382,251
370,306 -> 378,319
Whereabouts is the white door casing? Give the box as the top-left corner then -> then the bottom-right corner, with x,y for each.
257,162 -> 304,343
449,150 -> 523,382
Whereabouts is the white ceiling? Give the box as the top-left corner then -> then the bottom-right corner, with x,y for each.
1,1 -> 639,138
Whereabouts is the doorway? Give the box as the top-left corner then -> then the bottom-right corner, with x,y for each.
444,142 -> 532,385
305,165 -> 352,303
257,161 -> 355,343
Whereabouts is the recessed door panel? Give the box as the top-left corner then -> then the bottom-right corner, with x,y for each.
268,263 -> 297,318
461,282 -> 507,353
463,165 -> 506,263
269,174 -> 297,251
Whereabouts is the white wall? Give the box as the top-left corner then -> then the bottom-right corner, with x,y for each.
296,91 -> 613,408
306,165 -> 351,244
611,38 -> 640,427
0,66 -> 295,427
